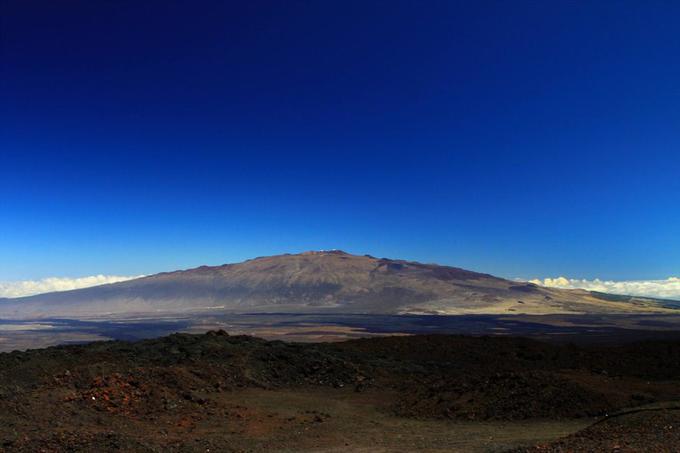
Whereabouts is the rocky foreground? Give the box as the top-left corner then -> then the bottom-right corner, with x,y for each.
1,332 -> 680,451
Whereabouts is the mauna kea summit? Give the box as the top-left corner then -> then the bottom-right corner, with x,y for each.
1,251 -> 675,319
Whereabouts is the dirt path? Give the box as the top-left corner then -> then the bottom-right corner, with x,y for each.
162,388 -> 593,452
0,387 -> 591,452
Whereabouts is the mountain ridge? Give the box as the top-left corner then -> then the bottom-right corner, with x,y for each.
0,251 -> 677,319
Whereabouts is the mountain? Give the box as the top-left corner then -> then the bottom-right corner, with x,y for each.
0,251 -> 676,319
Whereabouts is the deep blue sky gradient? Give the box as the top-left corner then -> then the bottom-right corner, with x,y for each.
1,1 -> 679,281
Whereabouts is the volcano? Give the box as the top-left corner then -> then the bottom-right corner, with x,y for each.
0,251 -> 675,318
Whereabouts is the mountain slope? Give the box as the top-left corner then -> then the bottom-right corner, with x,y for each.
0,251 -> 676,318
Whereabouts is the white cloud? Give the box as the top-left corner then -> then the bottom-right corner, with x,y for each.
528,276 -> 680,300
0,275 -> 144,298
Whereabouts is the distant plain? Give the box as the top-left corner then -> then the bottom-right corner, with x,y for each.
4,313 -> 680,352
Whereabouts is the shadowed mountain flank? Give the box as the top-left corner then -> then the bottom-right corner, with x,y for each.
0,251 -> 676,319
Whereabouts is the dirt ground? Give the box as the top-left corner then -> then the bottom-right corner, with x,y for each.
512,405 -> 680,452
0,387 -> 592,452
1,331 -> 680,451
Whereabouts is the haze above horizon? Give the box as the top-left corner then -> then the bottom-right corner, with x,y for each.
2,1 -> 679,284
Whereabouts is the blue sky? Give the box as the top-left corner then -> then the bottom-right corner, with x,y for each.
1,1 -> 679,284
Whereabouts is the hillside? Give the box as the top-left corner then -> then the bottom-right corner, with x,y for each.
0,251 -> 675,318
2,332 -> 680,451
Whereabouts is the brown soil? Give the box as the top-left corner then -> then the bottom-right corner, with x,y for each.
1,331 -> 679,451
512,406 -> 680,452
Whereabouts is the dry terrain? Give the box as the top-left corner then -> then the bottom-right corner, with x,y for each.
1,331 -> 680,451
2,251 -> 677,319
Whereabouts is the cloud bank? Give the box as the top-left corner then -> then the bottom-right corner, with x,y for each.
528,276 -> 680,300
0,275 -> 144,298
